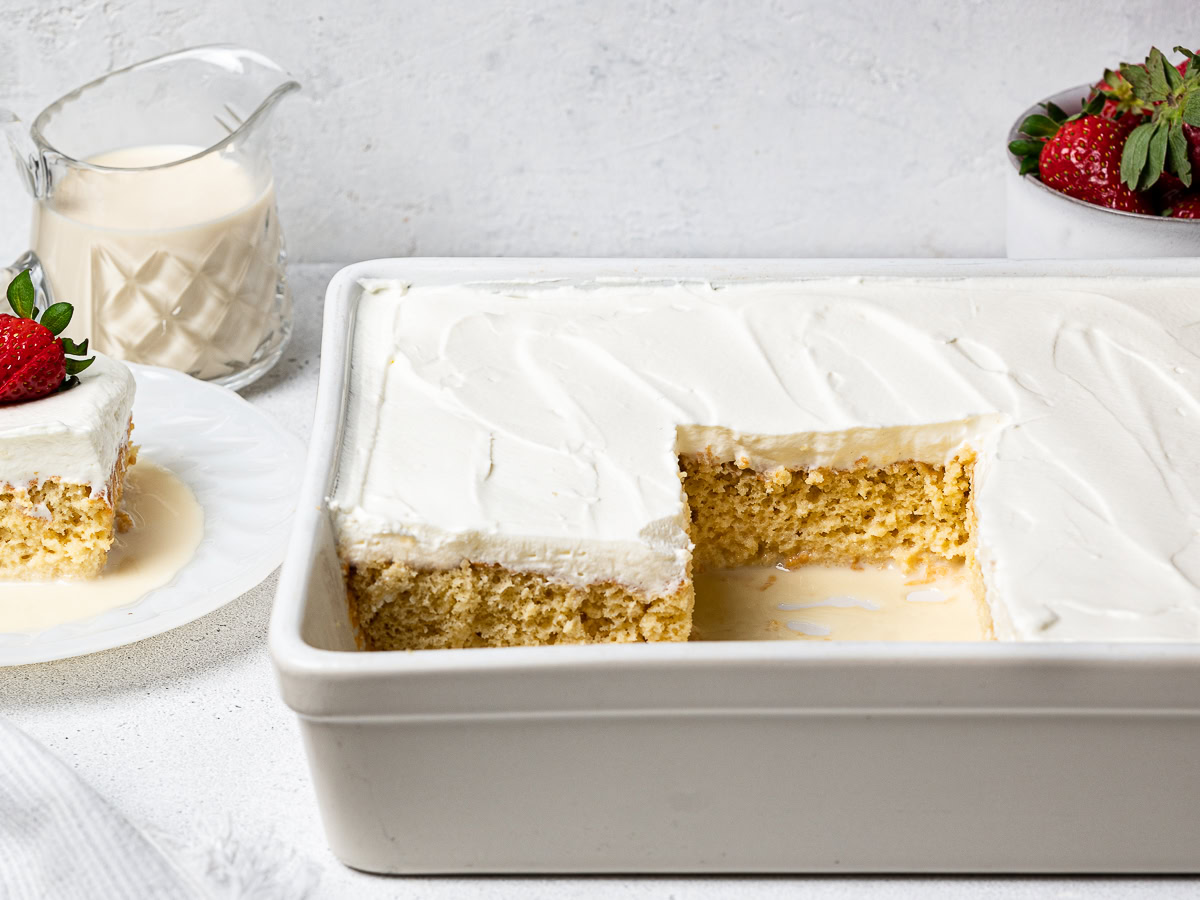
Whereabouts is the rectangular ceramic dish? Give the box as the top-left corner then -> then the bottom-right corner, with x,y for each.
270,258 -> 1200,874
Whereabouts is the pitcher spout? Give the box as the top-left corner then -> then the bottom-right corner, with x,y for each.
204,45 -> 301,142
26,44 -> 299,172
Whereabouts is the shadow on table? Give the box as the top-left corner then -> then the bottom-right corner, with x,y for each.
238,275 -> 326,403
0,573 -> 277,707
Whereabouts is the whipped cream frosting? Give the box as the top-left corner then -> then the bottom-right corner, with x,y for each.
331,276 -> 1200,642
0,351 -> 135,496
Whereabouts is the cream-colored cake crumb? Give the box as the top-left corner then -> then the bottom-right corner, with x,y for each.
681,453 -> 976,571
347,560 -> 693,650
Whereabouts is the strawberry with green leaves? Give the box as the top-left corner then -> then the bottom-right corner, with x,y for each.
0,270 -> 93,404
1087,58 -> 1191,120
1012,46 -> 1200,216
1115,46 -> 1200,192
1010,102 -> 1154,213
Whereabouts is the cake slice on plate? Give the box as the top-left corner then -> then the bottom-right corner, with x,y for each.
0,270 -> 136,580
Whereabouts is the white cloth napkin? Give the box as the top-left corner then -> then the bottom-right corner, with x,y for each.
0,717 -> 320,900
0,717 -> 204,899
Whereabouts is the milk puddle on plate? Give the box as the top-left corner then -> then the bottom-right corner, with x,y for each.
691,563 -> 985,641
0,461 -> 204,633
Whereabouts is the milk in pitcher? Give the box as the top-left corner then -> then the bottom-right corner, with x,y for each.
32,144 -> 284,381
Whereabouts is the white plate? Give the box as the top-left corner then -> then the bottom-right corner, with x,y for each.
0,363 -> 304,665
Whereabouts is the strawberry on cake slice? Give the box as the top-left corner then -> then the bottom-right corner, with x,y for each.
0,270 -> 136,580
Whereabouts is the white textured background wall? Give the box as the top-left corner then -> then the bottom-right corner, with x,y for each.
0,0 -> 1198,262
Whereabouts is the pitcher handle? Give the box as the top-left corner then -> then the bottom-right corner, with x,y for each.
3,250 -> 54,314
0,107 -> 43,199
0,108 -> 52,312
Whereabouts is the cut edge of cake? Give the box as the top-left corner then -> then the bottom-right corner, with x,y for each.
340,422 -> 998,650
347,559 -> 693,650
0,419 -> 137,580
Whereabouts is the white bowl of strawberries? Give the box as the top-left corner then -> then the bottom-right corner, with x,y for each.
1006,46 -> 1200,258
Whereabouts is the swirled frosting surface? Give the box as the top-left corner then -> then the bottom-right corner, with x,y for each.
331,276 -> 1200,641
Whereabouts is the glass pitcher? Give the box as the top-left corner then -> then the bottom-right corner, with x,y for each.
0,45 -> 299,389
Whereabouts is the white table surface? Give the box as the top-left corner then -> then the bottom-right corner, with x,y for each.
2,262 -> 1196,899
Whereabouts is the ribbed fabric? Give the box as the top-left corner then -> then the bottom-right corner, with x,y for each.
0,717 -> 205,900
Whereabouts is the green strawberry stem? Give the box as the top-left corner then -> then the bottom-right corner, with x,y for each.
1118,46 -> 1200,189
3,268 -> 93,384
6,270 -> 34,319
39,302 -> 73,335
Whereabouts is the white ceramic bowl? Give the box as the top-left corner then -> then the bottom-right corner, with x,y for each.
1005,84 -> 1200,258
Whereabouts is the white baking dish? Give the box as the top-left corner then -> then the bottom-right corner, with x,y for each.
270,258 -> 1200,874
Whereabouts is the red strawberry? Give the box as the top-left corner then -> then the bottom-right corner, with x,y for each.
1099,98 -> 1128,120
1088,80 -> 1122,120
1153,170 -> 1191,212
1165,194 -> 1200,217
0,270 -> 92,404
1186,122 -> 1200,172
1036,114 -> 1154,213
0,316 -> 63,402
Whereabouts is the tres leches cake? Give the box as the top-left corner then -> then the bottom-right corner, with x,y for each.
330,275 -> 1200,648
1,270 -> 136,580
